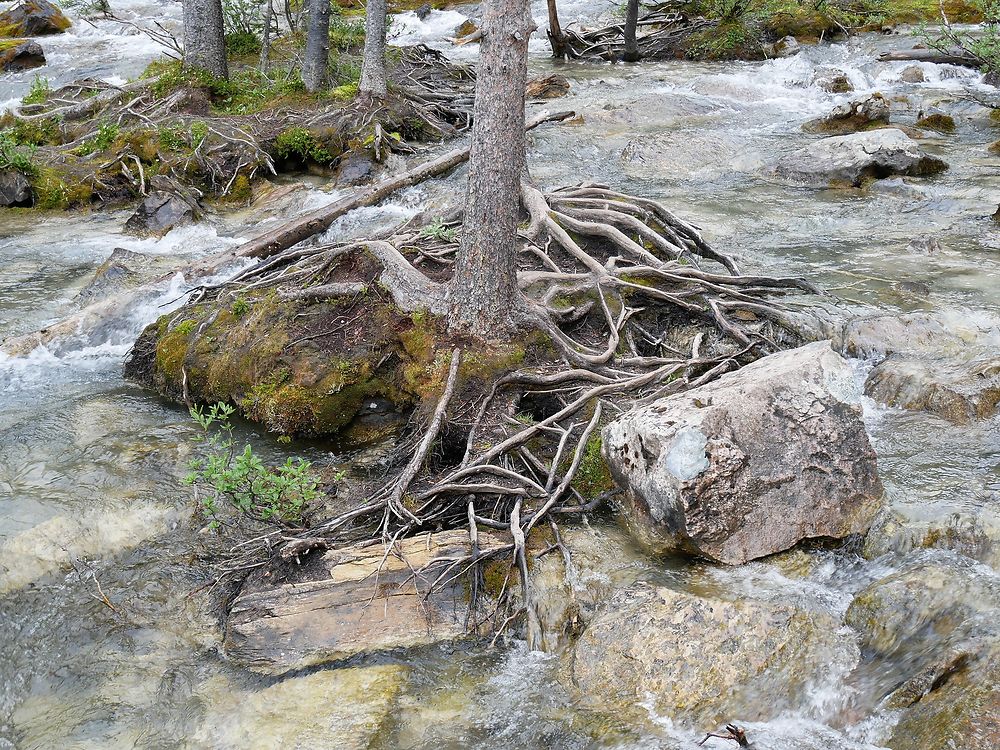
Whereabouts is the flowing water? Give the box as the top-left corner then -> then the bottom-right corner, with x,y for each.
1,2 -> 999,748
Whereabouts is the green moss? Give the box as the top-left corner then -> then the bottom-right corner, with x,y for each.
573,435 -> 615,499
30,166 -> 92,209
176,320 -> 197,335
274,126 -> 337,165
916,113 -> 957,133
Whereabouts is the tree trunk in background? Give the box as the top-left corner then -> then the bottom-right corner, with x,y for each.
359,0 -> 388,97
259,0 -> 274,72
623,0 -> 640,62
546,0 -> 567,59
447,0 -> 533,338
182,0 -> 228,79
302,0 -> 331,92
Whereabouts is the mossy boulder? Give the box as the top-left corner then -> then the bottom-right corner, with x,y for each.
916,113 -> 957,133
803,93 -> 890,135
0,37 -> 43,71
0,0 -> 70,37
124,275 -> 535,440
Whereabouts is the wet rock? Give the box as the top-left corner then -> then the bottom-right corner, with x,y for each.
0,0 -> 71,36
915,112 -> 956,133
886,650 -> 1000,750
0,38 -> 45,72
333,149 -> 375,186
453,19 -> 478,39
803,93 -> 890,135
224,530 -> 505,673
846,551 -> 1000,656
837,311 -> 999,359
865,355 -> 1000,423
899,65 -> 927,83
123,191 -> 196,237
906,234 -> 946,253
989,139 -> 1000,155
415,2 -> 432,19
764,35 -> 800,58
75,248 -> 152,303
193,666 -> 408,749
814,69 -> 853,93
0,169 -> 32,206
602,341 -> 883,565
772,128 -> 948,188
526,74 -> 571,100
572,582 -> 856,725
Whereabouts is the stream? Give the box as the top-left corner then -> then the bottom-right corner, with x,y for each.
1,1 -> 999,748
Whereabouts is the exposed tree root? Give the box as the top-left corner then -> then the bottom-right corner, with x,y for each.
191,178 -> 823,635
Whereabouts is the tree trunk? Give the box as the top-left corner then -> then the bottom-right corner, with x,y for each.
259,0 -> 274,72
546,0 -> 567,58
302,0 -> 331,92
359,0 -> 388,97
182,0 -> 228,79
623,0 -> 640,62
447,0 -> 534,338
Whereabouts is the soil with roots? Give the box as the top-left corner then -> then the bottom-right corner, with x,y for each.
125,174 -> 825,634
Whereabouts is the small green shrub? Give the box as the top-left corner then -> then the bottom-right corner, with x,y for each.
274,126 -> 335,164
231,296 -> 251,317
185,402 -> 324,527
190,121 -> 209,147
158,125 -> 187,152
419,217 -> 457,242
72,121 -> 120,156
22,76 -> 50,105
225,30 -> 262,56
0,129 -> 38,176
330,16 -> 366,51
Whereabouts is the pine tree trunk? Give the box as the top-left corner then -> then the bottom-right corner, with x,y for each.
359,0 -> 388,97
302,0 -> 331,92
182,0 -> 228,80
546,0 -> 567,58
624,0 -> 640,62
447,0 -> 533,338
259,0 -> 274,72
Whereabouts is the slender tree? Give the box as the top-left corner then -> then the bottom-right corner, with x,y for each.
259,0 -> 275,72
447,0 -> 534,337
182,0 -> 228,80
302,0 -> 331,92
359,0 -> 388,97
546,0 -> 567,59
623,0 -> 641,62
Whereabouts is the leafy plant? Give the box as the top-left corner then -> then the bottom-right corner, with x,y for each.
419,217 -> 458,242
924,0 -> 1000,80
231,296 -> 251,317
0,129 -> 38,176
184,402 -> 324,528
226,30 -> 262,56
22,76 -> 50,106
72,121 -> 120,156
274,126 -> 335,164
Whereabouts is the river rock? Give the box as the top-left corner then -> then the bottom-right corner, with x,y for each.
0,169 -> 32,206
602,341 -> 883,565
192,666 -> 408,749
572,582 -> 856,725
333,149 -> 375,186
765,35 -> 800,58
771,128 -> 948,187
814,69 -> 853,93
123,191 -> 195,237
0,38 -> 45,71
0,0 -> 70,35
803,93 -> 890,135
836,311 -> 999,359
526,74 -> 571,99
865,354 -> 1000,423
75,248 -> 152,302
899,65 -> 927,83
224,529 -> 505,673
915,112 -> 956,133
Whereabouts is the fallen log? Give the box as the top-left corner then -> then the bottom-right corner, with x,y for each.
0,110 -> 575,357
878,48 -> 982,68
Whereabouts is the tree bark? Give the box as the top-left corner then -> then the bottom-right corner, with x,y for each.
623,0 -> 641,62
546,0 -> 567,58
302,0 -> 331,92
182,0 -> 228,80
259,0 -> 274,72
447,0 -> 534,338
359,0 -> 388,97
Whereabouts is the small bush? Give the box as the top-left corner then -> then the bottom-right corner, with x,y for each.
274,126 -> 336,164
185,402 -> 325,527
72,121 -> 120,156
22,75 -> 50,106
0,129 -> 38,176
226,30 -> 262,57
231,296 -> 251,317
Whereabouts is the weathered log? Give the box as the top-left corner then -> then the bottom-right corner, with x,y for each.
878,49 -> 982,68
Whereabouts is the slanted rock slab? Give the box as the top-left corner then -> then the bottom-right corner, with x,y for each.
602,341 -> 883,564
772,128 -> 947,187
123,191 -> 196,238
865,355 -> 1000,423
572,582 -> 856,725
0,0 -> 71,35
224,529 -> 506,673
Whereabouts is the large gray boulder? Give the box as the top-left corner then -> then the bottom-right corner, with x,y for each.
123,191 -> 196,238
0,38 -> 45,72
602,341 -> 883,565
772,128 -> 947,187
224,530 -> 504,673
0,169 -> 32,206
572,583 -> 857,725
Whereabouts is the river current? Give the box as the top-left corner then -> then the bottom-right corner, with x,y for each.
0,2 -> 998,748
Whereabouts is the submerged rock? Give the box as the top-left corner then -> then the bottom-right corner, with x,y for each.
123,191 -> 196,238
572,582 -> 856,725
0,169 -> 32,206
602,341 -> 883,565
192,666 -> 408,749
224,530 -> 505,673
0,38 -> 45,72
771,128 -> 948,187
0,0 -> 71,36
75,248 -> 152,303
836,311 -> 998,359
865,355 -> 1000,423
526,74 -> 571,99
803,93 -> 890,135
